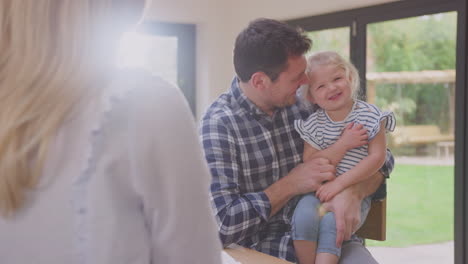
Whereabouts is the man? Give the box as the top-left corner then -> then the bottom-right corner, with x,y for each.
200,18 -> 392,263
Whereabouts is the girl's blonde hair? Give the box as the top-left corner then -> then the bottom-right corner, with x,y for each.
0,0 -> 147,217
306,51 -> 361,100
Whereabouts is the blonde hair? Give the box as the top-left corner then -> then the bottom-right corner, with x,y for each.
0,0 -> 147,216
306,51 -> 360,100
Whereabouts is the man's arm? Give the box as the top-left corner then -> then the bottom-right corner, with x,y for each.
324,147 -> 394,247
200,116 -> 272,246
316,121 -> 387,201
264,158 -> 335,217
303,122 -> 368,165
200,114 -> 337,246
323,170 -> 385,247
266,123 -> 367,217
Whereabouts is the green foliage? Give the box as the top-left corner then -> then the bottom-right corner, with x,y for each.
376,92 -> 417,123
306,27 -> 350,59
368,12 -> 457,129
368,13 -> 456,72
375,83 -> 451,128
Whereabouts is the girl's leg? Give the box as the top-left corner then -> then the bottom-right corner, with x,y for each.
292,193 -> 322,264
315,198 -> 372,264
293,240 -> 318,264
316,212 -> 340,264
316,252 -> 339,264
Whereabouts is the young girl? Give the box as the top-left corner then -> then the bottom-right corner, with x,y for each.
292,51 -> 395,264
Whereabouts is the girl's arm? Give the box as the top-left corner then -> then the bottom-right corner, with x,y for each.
303,122 -> 368,165
317,121 -> 387,201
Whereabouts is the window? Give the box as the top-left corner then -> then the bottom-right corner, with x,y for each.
306,27 -> 350,59
118,21 -> 196,114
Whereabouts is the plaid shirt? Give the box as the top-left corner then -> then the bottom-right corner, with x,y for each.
200,78 -> 394,262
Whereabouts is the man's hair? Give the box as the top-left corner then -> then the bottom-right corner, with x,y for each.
234,18 -> 312,82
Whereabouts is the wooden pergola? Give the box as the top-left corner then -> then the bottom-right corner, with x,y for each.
366,69 -> 455,133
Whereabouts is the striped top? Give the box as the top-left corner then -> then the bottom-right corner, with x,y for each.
294,100 -> 396,176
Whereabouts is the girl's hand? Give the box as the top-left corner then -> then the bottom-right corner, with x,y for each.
316,180 -> 344,202
338,122 -> 368,150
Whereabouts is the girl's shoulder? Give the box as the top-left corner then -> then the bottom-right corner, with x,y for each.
300,107 -> 327,127
353,100 -> 396,137
354,100 -> 382,116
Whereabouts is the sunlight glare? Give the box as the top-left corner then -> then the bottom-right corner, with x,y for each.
117,31 -> 152,68
116,31 -> 179,85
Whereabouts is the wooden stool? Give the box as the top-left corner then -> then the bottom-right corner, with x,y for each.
356,198 -> 387,241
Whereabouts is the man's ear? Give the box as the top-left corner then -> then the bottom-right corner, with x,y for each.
251,72 -> 270,90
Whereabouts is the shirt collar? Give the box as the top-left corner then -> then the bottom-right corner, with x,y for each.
230,77 -> 316,118
231,77 -> 269,117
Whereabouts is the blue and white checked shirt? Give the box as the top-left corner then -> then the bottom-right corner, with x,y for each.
200,78 -> 394,262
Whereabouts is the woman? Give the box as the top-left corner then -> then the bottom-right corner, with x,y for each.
0,1 -> 221,263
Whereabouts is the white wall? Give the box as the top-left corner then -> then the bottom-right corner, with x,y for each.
146,0 -> 400,117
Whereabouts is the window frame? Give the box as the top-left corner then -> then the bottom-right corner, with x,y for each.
137,21 -> 197,114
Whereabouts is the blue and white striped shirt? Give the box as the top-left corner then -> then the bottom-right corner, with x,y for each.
200,79 -> 394,262
295,100 -> 396,176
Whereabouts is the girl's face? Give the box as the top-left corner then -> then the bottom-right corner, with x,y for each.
307,64 -> 354,112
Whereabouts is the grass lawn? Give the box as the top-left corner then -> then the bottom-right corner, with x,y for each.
366,164 -> 454,247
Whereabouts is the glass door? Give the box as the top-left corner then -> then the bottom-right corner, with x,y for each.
365,12 -> 457,264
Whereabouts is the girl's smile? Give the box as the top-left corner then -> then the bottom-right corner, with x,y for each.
308,65 -> 354,121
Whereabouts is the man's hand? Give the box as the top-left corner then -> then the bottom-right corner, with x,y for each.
316,179 -> 344,202
287,157 -> 336,195
338,122 -> 368,150
322,188 -> 362,247
265,157 -> 336,217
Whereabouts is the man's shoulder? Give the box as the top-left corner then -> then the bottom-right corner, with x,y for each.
202,93 -> 231,118
200,92 -> 244,129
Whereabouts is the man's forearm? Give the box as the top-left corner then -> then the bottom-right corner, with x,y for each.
265,158 -> 336,217
347,171 -> 384,200
264,176 -> 296,217
305,140 -> 348,166
322,171 -> 384,246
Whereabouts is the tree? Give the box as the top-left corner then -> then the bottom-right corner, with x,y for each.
368,12 -> 456,129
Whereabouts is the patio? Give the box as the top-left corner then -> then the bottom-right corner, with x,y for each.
369,241 -> 453,264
